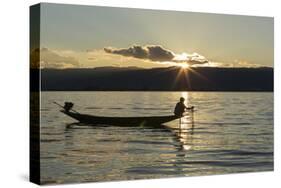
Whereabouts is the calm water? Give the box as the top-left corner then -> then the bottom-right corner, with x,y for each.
40,92 -> 273,184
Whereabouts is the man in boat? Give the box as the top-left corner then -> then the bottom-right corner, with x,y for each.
174,97 -> 194,117
63,102 -> 74,112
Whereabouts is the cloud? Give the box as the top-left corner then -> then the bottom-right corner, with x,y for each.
104,45 -> 208,66
30,48 -> 80,68
197,60 -> 263,68
30,47 -> 262,69
30,48 -> 40,68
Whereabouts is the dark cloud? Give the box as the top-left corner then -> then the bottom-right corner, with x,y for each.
104,45 -> 148,59
104,45 -> 174,62
30,48 -> 80,68
104,45 -> 208,65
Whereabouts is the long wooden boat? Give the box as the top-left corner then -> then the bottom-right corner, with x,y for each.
61,110 -> 179,126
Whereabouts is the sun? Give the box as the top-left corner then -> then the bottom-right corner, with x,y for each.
179,63 -> 190,69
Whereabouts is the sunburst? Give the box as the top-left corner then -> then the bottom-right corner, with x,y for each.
179,63 -> 190,69
173,66 -> 191,90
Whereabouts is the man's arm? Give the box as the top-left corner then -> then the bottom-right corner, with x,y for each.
185,104 -> 194,110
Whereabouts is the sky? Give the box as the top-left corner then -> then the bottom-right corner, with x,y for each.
35,3 -> 274,69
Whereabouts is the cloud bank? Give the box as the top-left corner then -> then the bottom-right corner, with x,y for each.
104,45 -> 208,66
30,48 -> 80,68
30,46 -> 263,69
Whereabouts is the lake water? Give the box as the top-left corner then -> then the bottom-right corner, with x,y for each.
40,92 -> 273,184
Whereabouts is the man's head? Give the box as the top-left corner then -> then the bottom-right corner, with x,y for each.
180,97 -> 185,102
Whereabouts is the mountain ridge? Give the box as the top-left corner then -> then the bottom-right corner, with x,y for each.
35,66 -> 273,91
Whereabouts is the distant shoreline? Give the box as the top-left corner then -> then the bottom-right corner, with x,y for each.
31,66 -> 273,92
40,90 -> 274,93
39,90 -> 274,92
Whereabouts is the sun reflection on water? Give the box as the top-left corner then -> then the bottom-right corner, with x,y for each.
181,91 -> 189,106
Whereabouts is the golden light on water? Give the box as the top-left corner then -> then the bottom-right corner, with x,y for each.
181,91 -> 189,106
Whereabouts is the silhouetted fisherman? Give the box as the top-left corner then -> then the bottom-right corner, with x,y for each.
174,97 -> 194,117
63,102 -> 74,112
